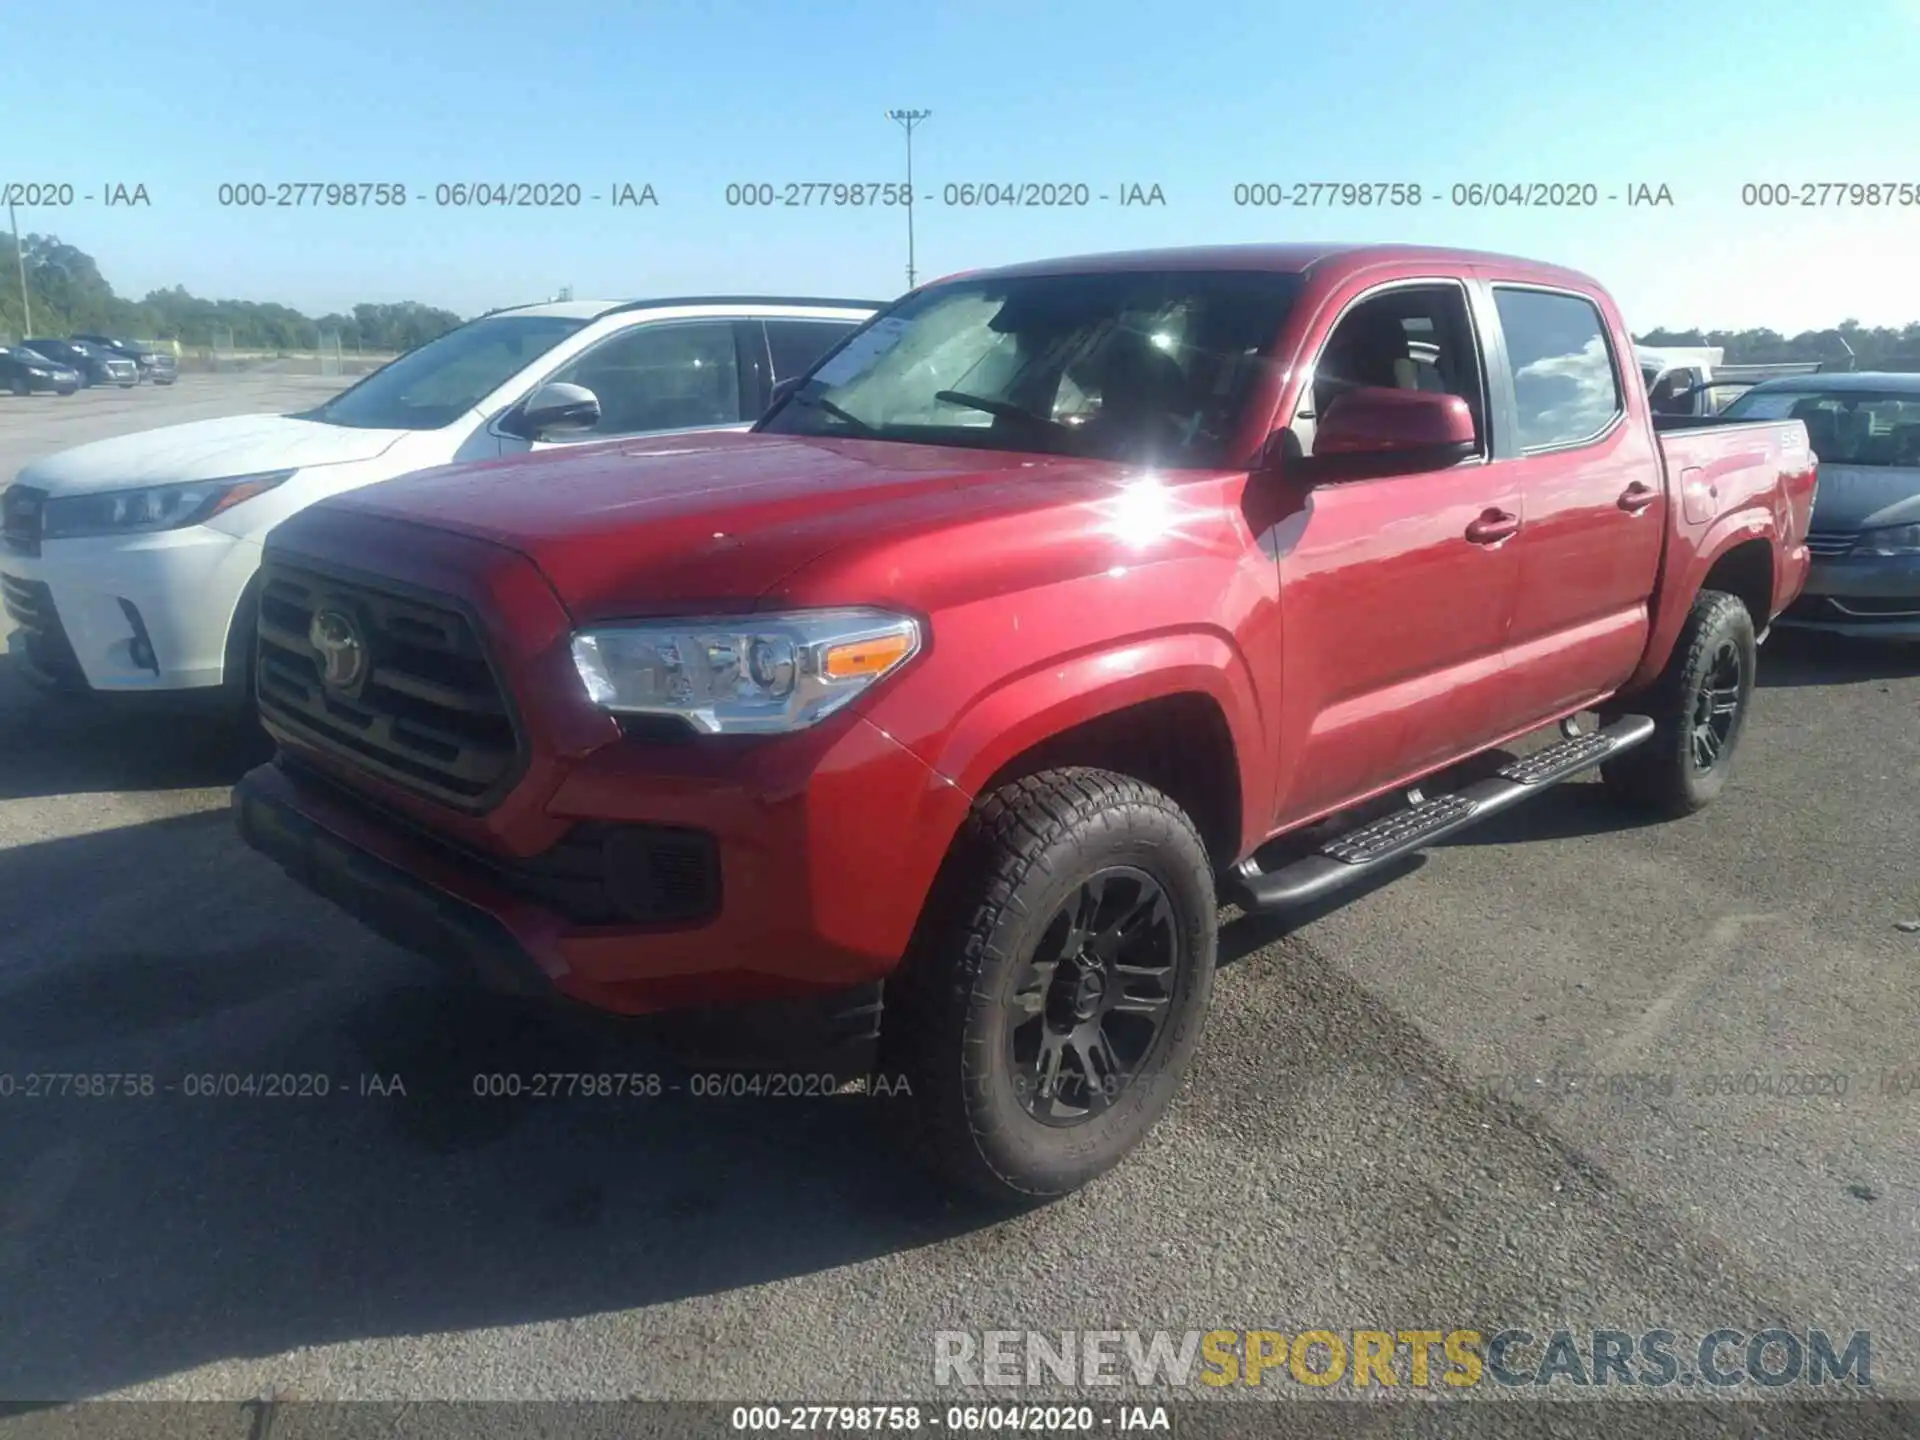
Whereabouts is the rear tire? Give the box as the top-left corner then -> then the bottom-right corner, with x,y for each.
1602,589 -> 1756,817
883,768 -> 1217,1202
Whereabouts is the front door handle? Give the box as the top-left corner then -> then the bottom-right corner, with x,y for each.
1465,508 -> 1521,544
1619,481 -> 1660,512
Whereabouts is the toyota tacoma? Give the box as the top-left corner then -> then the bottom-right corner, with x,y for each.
231,244 -> 1816,1201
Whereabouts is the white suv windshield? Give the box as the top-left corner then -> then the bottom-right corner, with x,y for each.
305,314 -> 588,430
757,270 -> 1303,469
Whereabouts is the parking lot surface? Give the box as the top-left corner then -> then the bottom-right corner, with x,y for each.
0,380 -> 1916,1403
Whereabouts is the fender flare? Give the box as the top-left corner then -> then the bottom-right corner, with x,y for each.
1627,511 -> 1779,691
912,627 -> 1268,849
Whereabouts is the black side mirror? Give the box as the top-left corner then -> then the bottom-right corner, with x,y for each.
510,381 -> 601,439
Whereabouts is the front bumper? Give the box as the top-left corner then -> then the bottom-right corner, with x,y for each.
232,750 -> 946,1036
241,695 -> 973,1018
1,525 -> 260,691
1776,553 -> 1920,640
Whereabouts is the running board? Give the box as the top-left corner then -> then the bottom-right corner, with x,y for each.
1228,713 -> 1656,912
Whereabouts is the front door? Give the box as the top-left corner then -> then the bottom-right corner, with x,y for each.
1269,280 -> 1524,828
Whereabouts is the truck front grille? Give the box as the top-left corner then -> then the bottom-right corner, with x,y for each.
255,560 -> 523,811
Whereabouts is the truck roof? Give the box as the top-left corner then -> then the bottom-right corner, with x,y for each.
969,243 -> 1603,291
494,296 -> 883,320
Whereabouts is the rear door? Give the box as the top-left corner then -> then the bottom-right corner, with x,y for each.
1476,277 -> 1665,726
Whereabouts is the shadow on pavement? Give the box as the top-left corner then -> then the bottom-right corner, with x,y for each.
1756,628 -> 1920,689
0,811 -> 1003,1401
0,655 -> 273,800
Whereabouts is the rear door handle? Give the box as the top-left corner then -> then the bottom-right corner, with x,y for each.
1619,481 -> 1660,512
1465,509 -> 1521,544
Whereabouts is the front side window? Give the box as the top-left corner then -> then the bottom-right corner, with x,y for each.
1305,284 -> 1486,452
1721,388 -> 1920,466
1493,288 -> 1623,450
757,270 -> 1302,469
544,320 -> 742,436
306,314 -> 587,431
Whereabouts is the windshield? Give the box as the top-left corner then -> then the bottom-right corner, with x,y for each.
13,347 -> 55,365
756,269 -> 1303,468
305,314 -> 588,430
1721,387 -> 1920,467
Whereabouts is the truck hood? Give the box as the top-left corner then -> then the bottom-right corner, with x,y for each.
17,412 -> 410,496
1807,463 -> 1920,531
323,430 -> 1132,620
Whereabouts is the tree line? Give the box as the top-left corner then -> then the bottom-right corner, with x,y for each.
1,231 -> 463,352
9,228 -> 1920,366
1635,319 -> 1920,367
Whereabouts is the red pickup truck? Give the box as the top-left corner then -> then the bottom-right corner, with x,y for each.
233,244 -> 1815,1201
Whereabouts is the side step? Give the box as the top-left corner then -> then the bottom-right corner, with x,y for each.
1229,713 -> 1655,912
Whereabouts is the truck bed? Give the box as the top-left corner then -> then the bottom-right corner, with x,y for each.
1615,413 -> 1817,695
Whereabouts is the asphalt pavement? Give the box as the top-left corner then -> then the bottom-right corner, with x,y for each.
0,378 -> 1916,1408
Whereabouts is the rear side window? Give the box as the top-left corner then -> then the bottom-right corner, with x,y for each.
766,319 -> 860,382
1492,288 -> 1622,450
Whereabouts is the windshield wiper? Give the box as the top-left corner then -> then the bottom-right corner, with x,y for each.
933,390 -> 1069,434
798,391 -> 881,437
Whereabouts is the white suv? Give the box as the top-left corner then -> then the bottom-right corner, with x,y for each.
1,296 -> 878,705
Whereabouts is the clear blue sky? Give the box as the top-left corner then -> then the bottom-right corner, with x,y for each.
6,0 -> 1920,332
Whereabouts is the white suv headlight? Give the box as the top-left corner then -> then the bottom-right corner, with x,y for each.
40,470 -> 294,540
570,609 -> 922,734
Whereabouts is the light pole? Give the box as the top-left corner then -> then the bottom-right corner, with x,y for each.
886,108 -> 930,289
7,198 -> 29,338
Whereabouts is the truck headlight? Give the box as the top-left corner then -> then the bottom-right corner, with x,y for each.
1853,523 -> 1920,557
40,470 -> 294,540
570,608 -> 922,734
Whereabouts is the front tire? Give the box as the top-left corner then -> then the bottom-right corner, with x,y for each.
884,768 -> 1217,1202
1602,589 -> 1756,816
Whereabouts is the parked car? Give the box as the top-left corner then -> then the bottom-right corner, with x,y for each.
1,297 -> 877,702
0,345 -> 81,396
72,333 -> 178,385
23,338 -> 138,388
1720,371 -> 1920,639
224,243 -> 1816,1201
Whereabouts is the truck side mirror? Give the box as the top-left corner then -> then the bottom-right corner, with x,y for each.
1311,386 -> 1477,469
767,376 -> 803,411
513,382 -> 601,439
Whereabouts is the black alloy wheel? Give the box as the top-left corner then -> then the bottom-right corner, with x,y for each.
1689,638 -> 1743,773
1602,588 -> 1756,816
1007,866 -> 1179,1125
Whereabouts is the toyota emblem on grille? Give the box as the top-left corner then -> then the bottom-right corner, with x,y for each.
309,608 -> 368,690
